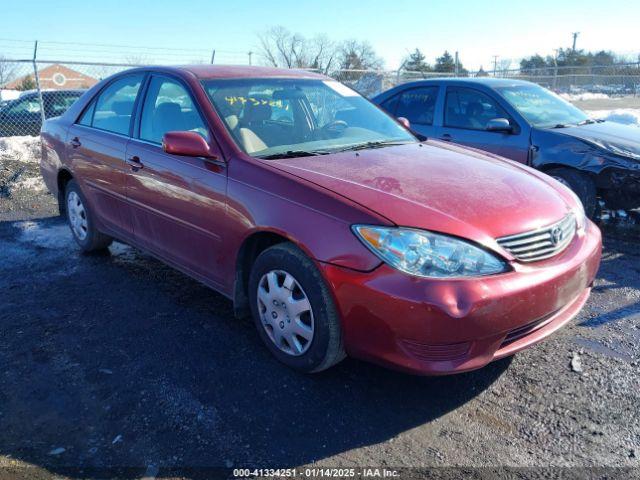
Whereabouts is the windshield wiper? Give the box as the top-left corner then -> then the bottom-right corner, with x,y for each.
551,123 -> 570,129
256,150 -> 329,160
336,140 -> 412,152
577,119 -> 597,126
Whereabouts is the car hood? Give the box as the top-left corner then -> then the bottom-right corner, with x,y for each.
269,141 -> 573,245
551,121 -> 640,162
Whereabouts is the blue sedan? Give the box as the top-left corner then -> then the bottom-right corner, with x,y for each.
373,78 -> 640,217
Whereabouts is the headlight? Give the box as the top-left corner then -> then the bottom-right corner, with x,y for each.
573,198 -> 586,233
556,182 -> 587,232
352,225 -> 509,278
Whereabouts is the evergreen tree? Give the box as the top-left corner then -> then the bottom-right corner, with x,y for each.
520,54 -> 547,74
435,51 -> 456,72
404,49 -> 431,72
16,76 -> 36,91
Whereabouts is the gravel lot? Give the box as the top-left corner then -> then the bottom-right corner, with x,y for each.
0,136 -> 639,479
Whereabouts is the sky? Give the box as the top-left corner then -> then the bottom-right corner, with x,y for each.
1,0 -> 638,70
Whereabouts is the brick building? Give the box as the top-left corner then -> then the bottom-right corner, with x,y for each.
5,64 -> 98,90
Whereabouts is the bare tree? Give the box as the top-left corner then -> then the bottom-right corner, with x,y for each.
338,40 -> 384,71
257,26 -> 307,68
123,54 -> 149,66
257,28 -> 281,67
307,35 -> 337,74
256,27 -> 338,73
334,40 -> 384,82
0,56 -> 17,87
498,58 -> 512,76
256,27 -> 383,80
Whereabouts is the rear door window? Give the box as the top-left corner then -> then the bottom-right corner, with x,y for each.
90,75 -> 144,135
395,87 -> 439,125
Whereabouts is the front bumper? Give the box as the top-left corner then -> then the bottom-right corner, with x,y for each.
599,168 -> 640,210
321,221 -> 602,375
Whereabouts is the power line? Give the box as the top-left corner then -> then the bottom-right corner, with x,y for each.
0,37 -> 248,57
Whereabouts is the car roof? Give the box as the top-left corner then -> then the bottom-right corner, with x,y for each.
398,77 -> 534,88
142,64 -> 328,81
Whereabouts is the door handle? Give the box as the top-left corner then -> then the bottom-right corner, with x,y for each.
126,155 -> 144,171
440,133 -> 452,142
69,137 -> 81,148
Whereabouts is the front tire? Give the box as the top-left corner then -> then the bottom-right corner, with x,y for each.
64,180 -> 113,252
547,167 -> 597,219
248,243 -> 345,373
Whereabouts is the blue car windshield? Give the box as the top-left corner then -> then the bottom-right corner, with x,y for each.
497,84 -> 589,128
202,78 -> 416,157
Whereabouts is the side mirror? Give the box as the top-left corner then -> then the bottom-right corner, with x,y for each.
485,118 -> 513,133
162,131 -> 217,158
397,117 -> 411,129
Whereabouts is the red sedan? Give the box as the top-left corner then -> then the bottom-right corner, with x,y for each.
40,66 -> 602,375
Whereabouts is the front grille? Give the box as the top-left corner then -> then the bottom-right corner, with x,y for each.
500,311 -> 556,348
399,339 -> 471,362
496,214 -> 576,262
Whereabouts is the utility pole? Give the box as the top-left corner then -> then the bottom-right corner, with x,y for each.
492,55 -> 499,77
571,32 -> 580,51
248,51 -> 253,66
210,49 -> 216,64
32,41 -> 46,127
454,51 -> 459,77
552,48 -> 559,90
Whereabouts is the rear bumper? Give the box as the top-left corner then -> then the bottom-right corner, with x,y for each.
321,221 -> 602,375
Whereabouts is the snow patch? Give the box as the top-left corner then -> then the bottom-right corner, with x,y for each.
16,221 -> 73,249
560,92 -> 610,102
586,109 -> 640,127
13,176 -> 46,192
0,136 -> 41,163
0,89 -> 20,102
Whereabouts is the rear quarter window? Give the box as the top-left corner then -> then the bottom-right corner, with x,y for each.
85,75 -> 144,135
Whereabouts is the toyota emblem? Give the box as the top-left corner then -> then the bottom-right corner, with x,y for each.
550,226 -> 564,246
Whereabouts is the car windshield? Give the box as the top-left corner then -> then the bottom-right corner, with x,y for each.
496,84 -> 589,128
202,78 -> 416,158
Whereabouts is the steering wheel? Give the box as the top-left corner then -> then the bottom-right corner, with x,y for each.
317,120 -> 348,139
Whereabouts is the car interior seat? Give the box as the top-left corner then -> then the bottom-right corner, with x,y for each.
151,102 -> 187,140
237,102 -> 273,153
465,101 -> 485,128
93,100 -> 134,134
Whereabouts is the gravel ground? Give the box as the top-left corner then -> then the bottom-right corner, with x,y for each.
0,136 -> 50,222
0,138 -> 639,479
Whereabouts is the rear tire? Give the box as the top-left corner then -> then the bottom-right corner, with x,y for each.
64,179 -> 113,252
547,167 -> 597,219
248,242 -> 345,373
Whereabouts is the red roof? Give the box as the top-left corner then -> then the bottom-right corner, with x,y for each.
176,65 -> 328,80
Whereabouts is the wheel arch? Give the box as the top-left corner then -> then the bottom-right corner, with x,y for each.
538,162 -> 585,174
56,168 -> 74,214
233,229 -> 307,319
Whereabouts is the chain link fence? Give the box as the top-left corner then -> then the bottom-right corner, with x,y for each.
2,58 -> 640,137
332,63 -> 640,97
0,59 -> 136,137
